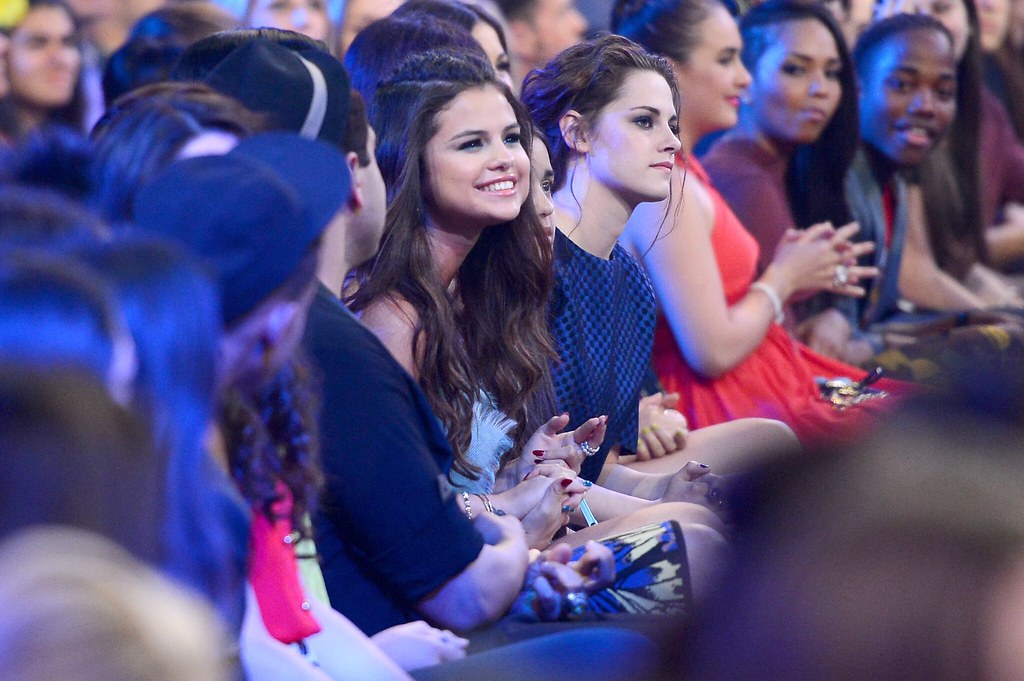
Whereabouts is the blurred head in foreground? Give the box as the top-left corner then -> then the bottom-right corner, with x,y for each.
681,390 -> 1024,681
0,525 -> 228,681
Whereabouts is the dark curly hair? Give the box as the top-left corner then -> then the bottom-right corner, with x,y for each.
219,247 -> 325,536
349,50 -> 555,479
220,356 -> 322,536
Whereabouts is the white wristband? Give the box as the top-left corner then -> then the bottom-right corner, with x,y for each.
750,282 -> 785,325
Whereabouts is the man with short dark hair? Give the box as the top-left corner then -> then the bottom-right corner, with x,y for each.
494,0 -> 587,84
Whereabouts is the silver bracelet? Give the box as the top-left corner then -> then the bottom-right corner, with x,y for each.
461,491 -> 473,520
474,493 -> 493,514
749,281 -> 785,324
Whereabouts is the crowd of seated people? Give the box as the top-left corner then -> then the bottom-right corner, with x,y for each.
2,0 -> 1024,679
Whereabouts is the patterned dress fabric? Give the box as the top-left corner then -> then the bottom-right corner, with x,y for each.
549,230 -> 656,481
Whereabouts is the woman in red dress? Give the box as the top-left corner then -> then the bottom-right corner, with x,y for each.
613,0 -> 901,445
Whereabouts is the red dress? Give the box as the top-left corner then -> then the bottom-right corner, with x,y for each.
652,157 -> 899,446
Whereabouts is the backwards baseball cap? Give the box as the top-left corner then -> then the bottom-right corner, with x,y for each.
133,132 -> 351,326
203,40 -> 350,149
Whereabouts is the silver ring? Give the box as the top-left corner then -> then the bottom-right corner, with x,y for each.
832,264 -> 850,287
578,441 -> 599,457
709,486 -> 726,508
563,591 -> 589,619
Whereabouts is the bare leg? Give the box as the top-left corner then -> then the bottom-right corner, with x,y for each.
622,418 -> 800,475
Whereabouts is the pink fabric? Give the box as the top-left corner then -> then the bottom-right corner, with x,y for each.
249,482 -> 321,644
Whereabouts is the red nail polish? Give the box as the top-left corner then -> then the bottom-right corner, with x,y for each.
560,479 -> 572,489
534,458 -> 544,464
533,450 -> 545,456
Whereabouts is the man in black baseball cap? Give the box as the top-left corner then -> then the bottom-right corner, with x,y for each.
173,29 -> 351,151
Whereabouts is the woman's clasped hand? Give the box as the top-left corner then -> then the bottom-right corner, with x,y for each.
490,461 -> 592,549
634,392 -> 689,461
769,221 -> 878,300
513,541 -> 616,622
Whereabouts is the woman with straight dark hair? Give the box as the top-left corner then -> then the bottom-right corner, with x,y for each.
699,0 -> 868,360
620,0 -> 859,251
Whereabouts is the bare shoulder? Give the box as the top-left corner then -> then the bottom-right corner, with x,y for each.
680,170 -> 716,234
356,295 -> 420,376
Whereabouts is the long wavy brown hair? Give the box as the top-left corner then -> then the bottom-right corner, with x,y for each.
219,355 -> 322,536
348,51 -> 555,480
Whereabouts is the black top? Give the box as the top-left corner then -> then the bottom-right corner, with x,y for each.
548,231 -> 657,481
303,286 -> 485,635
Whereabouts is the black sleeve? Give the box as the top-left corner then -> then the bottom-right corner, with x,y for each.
305,301 -> 484,624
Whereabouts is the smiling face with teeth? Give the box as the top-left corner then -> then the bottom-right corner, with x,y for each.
857,27 -> 957,168
422,84 -> 531,233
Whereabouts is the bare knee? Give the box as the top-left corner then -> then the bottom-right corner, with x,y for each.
748,418 -> 800,452
680,522 -> 731,608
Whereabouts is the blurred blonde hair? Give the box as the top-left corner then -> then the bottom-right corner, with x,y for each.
0,526 -> 230,681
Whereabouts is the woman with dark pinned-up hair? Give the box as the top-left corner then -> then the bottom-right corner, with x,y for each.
392,0 -> 515,89
343,14 -> 486,119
